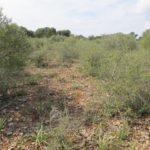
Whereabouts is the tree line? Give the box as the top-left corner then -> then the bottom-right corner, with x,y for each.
21,26 -> 71,38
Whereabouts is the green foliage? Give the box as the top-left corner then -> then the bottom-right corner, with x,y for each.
0,24 -> 30,97
29,38 -> 54,67
130,32 -> 138,38
1,7 -> 150,149
0,8 -> 11,27
96,135 -> 110,150
33,50 -> 50,68
140,29 -> 150,49
84,48 -> 150,116
28,29 -> 149,118
35,27 -> 56,38
0,24 -> 30,70
30,36 -> 79,64
33,125 -> 48,147
50,35 -> 65,42
20,26 -> 35,37
98,33 -> 137,51
57,30 -> 71,37
60,49 -> 79,63
31,50 -> 51,68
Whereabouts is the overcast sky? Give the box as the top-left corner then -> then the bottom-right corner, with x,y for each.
0,0 -> 150,36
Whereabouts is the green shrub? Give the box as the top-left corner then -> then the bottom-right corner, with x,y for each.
33,50 -> 50,68
50,35 -> 65,42
95,135 -> 110,150
84,49 -> 150,116
140,29 -> 150,49
29,39 -> 49,67
35,27 -> 56,38
57,30 -> 71,37
52,37 -> 80,63
33,125 -> 48,147
60,49 -> 79,63
98,33 -> 137,51
84,50 -> 123,80
0,24 -> 30,97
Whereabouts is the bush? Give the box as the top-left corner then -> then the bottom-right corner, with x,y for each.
140,29 -> 150,49
84,49 -> 150,116
50,35 -> 65,42
35,27 -> 56,38
60,49 -> 79,63
52,37 -> 80,63
32,50 -> 50,68
57,30 -> 71,37
98,33 -> 137,51
20,26 -> 35,37
0,24 -> 30,97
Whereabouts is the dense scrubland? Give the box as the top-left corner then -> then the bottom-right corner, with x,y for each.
0,8 -> 150,149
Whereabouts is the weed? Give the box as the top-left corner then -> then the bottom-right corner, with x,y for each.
33,125 -> 48,147
95,134 -> 110,150
118,120 -> 130,140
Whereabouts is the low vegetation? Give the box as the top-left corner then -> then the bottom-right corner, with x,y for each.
0,8 -> 149,149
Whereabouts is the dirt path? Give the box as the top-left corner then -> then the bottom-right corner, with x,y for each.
0,62 -> 95,149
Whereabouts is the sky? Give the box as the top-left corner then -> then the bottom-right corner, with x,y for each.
0,0 -> 150,36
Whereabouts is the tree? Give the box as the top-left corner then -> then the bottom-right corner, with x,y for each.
88,35 -> 95,40
57,30 -> 71,37
0,8 -> 11,27
35,27 -> 56,38
20,26 -> 35,37
130,32 -> 138,38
